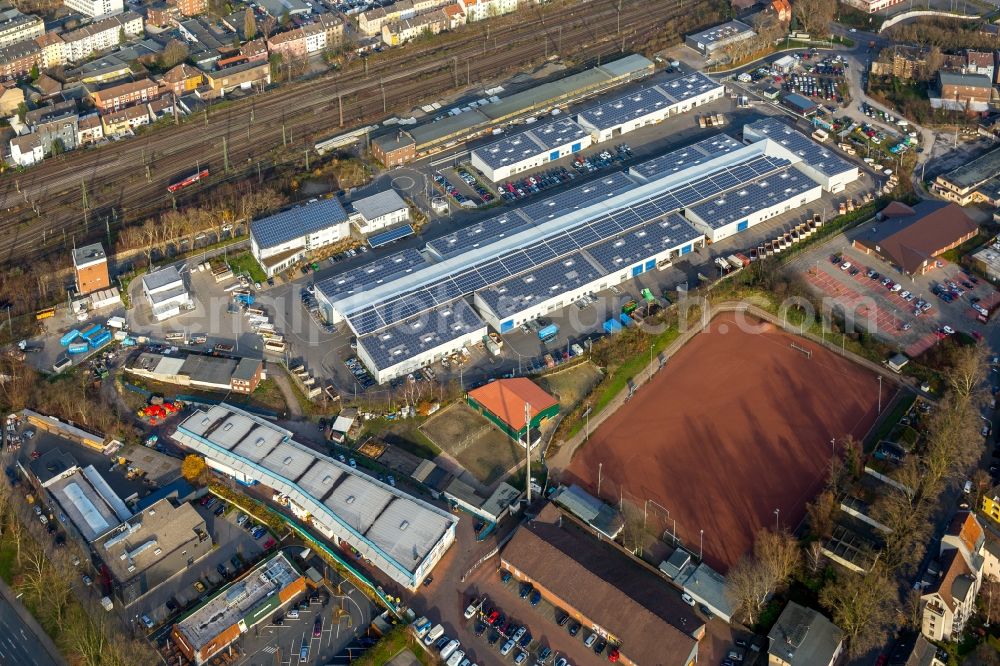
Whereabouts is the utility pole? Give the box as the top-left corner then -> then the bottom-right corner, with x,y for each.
453,56 -> 458,87
282,123 -> 287,147
305,149 -> 309,170
338,93 -> 344,127
466,61 -> 470,86
81,179 -> 89,233
380,77 -> 386,114
222,136 -> 230,172
524,402 -> 532,503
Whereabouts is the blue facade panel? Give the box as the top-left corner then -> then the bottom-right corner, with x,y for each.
681,244 -> 693,255
631,265 -> 643,277
500,320 -> 514,333
645,259 -> 656,270
571,142 -> 582,152
737,220 -> 749,231
550,150 -> 560,161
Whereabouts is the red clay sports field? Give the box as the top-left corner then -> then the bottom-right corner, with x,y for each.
565,312 -> 886,572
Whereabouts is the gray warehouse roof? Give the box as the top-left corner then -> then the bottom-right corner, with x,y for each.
630,133 -> 743,181
315,248 -> 429,305
743,118 -> 856,181
686,20 -> 755,47
476,251 -> 604,318
73,242 -> 107,268
472,118 -> 589,170
251,198 -> 348,251
350,189 -> 407,222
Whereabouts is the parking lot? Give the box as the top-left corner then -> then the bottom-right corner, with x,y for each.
135,496 -> 270,628
791,229 -> 1000,356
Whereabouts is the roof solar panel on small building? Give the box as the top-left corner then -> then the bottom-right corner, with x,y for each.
250,198 -> 348,251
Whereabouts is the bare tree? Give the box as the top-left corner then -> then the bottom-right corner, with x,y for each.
726,529 -> 801,625
820,567 -> 895,657
791,0 -> 835,38
947,344 -> 989,404
805,541 -> 825,575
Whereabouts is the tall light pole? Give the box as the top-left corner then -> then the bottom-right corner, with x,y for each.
831,437 -> 835,455
774,508 -> 780,531
597,462 -> 603,496
699,529 -> 704,561
878,375 -> 883,413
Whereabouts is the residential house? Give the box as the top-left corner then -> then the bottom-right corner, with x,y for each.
982,485 -> 1000,525
932,71 -> 993,112
147,95 -> 174,119
64,0 -> 125,19
32,73 -> 62,97
381,8 -> 448,46
770,0 -> 791,22
34,108 -> 79,154
216,38 -> 267,68
34,32 -> 66,69
458,0 -> 517,21
0,39 -> 41,81
145,1 -> 180,26
62,12 -> 144,63
842,0 -> 905,13
359,0 -> 450,35
266,28 -> 309,59
348,188 -> 409,235
966,50 -> 995,81
920,512 -> 998,641
766,601 -> 844,666
443,3 -> 464,27
88,77 -> 159,112
202,60 -> 270,98
9,132 -> 42,166
77,112 -> 104,144
0,80 -> 22,114
315,13 -> 344,46
887,634 -> 947,666
141,265 -> 190,321
101,103 -> 150,135
159,63 -> 203,96
0,8 -> 44,49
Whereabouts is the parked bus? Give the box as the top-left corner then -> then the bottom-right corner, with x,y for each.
35,307 -> 55,321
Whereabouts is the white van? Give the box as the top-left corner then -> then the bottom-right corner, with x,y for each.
446,650 -> 466,666
440,639 -> 461,660
423,624 -> 444,646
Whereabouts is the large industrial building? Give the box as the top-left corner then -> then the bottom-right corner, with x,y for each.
125,351 -> 264,394
172,404 -> 458,589
312,119 -> 858,384
576,72 -> 725,143
250,198 -> 350,277
470,117 -> 592,182
172,552 -> 306,665
684,20 -> 756,57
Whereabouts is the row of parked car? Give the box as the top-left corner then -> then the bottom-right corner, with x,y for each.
456,168 -> 495,203
781,73 -> 841,102
498,167 -> 575,201
434,173 -> 476,208
344,356 -> 376,390
573,144 -> 633,173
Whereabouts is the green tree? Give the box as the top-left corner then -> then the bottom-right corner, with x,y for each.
28,63 -> 38,81
50,138 -> 65,155
16,102 -> 27,123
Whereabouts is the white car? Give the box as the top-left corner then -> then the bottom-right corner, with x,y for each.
464,602 -> 478,620
891,284 -> 902,292
681,593 -> 696,606
500,639 -> 516,656
840,261 -> 851,271
942,325 -> 955,335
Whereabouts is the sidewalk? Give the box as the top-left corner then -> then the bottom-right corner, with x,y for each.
0,575 -> 66,666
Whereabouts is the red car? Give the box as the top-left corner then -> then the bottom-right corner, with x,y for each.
608,648 -> 620,662
487,611 -> 500,625
262,538 -> 276,550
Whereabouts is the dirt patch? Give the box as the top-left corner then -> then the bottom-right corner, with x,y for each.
538,362 -> 603,411
564,312 -> 886,572
421,402 -> 524,487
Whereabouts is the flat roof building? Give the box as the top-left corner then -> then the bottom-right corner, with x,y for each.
93,498 -> 211,605
743,117 -> 859,192
501,502 -> 702,665
72,242 -> 111,295
685,20 -> 756,57
576,73 -> 725,143
550,484 -> 624,540
853,200 -> 979,276
142,266 -> 191,322
933,146 -> 1000,205
172,552 -> 305,665
126,352 -> 264,394
315,126 -> 854,384
471,117 -> 592,182
171,404 -> 458,589
250,198 -> 350,277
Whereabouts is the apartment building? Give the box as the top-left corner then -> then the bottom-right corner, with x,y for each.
458,0 -> 517,21
0,39 -> 41,80
173,0 -> 208,16
0,8 -> 44,49
159,63 -> 203,96
88,77 -> 159,111
62,12 -> 143,62
35,32 -> 66,68
77,112 -> 104,145
932,71 -> 993,112
359,0 -> 448,35
101,103 -> 150,135
64,0 -> 124,18
381,8 -> 448,46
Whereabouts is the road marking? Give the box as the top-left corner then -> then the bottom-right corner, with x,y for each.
262,646 -> 277,654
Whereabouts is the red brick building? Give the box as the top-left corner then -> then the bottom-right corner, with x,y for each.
372,132 -> 416,166
89,77 -> 160,112
0,39 -> 42,81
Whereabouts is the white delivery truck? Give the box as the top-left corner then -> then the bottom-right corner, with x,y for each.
423,624 -> 444,646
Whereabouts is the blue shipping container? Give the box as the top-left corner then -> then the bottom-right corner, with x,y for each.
620,313 -> 633,326
60,329 -> 81,346
538,324 -> 559,341
603,318 -> 622,334
67,342 -> 89,354
90,332 -> 113,348
80,325 -> 102,341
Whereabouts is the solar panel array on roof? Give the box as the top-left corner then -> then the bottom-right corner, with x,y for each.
250,198 -> 348,251
314,248 -> 428,304
743,117 -> 855,180
578,73 -> 723,131
476,251 -> 604,317
473,118 -> 589,170
584,213 -> 702,273
427,211 -> 534,259
687,165 -> 817,229
357,299 -> 485,371
629,134 -> 743,180
368,224 -> 414,248
518,171 -> 638,222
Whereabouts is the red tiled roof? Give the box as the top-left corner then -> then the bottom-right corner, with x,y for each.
467,378 -> 557,430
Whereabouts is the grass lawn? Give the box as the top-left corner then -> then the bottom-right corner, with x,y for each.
421,402 -> 523,486
538,362 -> 603,412
867,391 -> 916,451
0,541 -> 15,583
355,626 -> 433,666
227,251 -> 267,284
366,418 -> 441,460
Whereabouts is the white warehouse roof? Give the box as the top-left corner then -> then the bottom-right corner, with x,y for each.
172,404 -> 457,581
578,73 -> 723,131
472,117 -> 589,170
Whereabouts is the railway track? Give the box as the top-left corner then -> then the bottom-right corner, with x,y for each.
0,0 -> 700,262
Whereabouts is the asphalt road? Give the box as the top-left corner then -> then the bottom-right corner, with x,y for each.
0,582 -> 64,666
